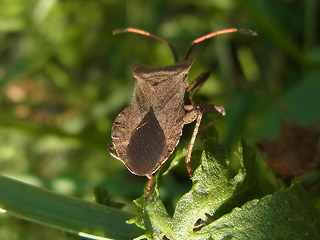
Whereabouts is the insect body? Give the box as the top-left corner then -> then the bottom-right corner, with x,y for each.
111,60 -> 194,175
109,28 -> 256,193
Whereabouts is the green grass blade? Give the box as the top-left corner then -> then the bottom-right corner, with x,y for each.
0,175 -> 142,240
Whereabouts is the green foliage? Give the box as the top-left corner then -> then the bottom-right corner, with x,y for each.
132,140 -> 318,239
0,0 -> 319,239
0,175 -> 143,239
1,140 -> 317,239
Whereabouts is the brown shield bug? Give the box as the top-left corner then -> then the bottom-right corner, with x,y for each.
109,27 -> 257,194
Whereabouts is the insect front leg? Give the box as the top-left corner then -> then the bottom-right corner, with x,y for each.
186,71 -> 211,104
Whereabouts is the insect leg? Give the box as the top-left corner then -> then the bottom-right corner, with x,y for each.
183,104 -> 225,177
186,71 -> 211,104
185,110 -> 203,177
144,174 -> 153,196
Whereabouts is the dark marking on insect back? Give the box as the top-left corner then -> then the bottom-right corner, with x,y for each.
126,108 -> 165,175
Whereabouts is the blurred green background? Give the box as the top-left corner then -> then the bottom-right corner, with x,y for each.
0,0 -> 319,239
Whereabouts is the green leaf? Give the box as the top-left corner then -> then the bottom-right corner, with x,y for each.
198,184 -> 317,240
0,175 -> 143,240
132,139 -> 318,239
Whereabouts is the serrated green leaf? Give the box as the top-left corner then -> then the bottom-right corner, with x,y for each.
198,184 -> 317,240
133,139 -> 318,239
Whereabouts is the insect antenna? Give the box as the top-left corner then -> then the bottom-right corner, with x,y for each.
184,28 -> 257,60
113,27 -> 179,63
